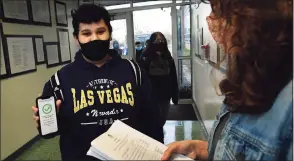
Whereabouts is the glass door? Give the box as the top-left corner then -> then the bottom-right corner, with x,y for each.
109,1 -> 193,101
133,7 -> 172,54
110,13 -> 134,60
175,5 -> 192,100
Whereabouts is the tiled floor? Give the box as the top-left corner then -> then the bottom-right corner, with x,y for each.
16,120 -> 206,160
163,121 -> 206,145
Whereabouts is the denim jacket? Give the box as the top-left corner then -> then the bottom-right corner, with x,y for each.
208,80 -> 293,161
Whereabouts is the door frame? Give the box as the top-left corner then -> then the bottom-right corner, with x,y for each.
110,13 -> 135,60
108,1 -> 193,14
173,4 -> 194,100
109,1 -> 195,101
108,0 -> 194,62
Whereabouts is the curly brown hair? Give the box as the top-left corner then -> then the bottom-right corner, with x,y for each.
203,0 -> 293,114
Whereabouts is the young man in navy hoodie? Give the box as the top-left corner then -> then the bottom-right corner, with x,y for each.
32,4 -> 163,161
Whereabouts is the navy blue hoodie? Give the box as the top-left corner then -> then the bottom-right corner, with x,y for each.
40,49 -> 163,161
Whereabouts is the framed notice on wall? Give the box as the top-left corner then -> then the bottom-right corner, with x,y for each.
30,0 -> 52,26
44,42 -> 60,68
55,1 -> 68,27
1,0 -> 31,24
33,36 -> 46,65
0,23 -> 8,78
57,28 -> 71,64
3,35 -> 37,77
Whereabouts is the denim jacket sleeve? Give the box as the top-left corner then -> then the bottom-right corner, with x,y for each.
285,101 -> 293,161
208,80 -> 293,161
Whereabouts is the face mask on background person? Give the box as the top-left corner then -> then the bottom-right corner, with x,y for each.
113,43 -> 119,49
136,45 -> 143,51
79,39 -> 110,61
154,43 -> 165,52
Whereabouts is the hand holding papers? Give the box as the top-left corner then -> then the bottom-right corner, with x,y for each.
87,120 -> 194,160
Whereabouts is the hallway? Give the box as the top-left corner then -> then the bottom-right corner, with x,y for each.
15,104 -> 207,160
0,1 -> 223,160
16,122 -> 206,160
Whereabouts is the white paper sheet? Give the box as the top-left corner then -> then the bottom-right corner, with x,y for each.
46,44 -> 59,65
2,0 -> 29,20
35,38 -> 45,62
56,3 -> 67,25
7,37 -> 35,74
87,147 -> 109,160
31,0 -> 51,23
87,120 -> 193,160
58,31 -> 71,62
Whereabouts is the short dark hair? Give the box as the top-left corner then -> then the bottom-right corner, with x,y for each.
135,41 -> 141,45
71,4 -> 113,36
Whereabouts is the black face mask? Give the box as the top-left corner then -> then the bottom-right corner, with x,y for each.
154,43 -> 165,52
80,40 -> 110,61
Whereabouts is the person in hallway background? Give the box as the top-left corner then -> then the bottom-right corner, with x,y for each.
139,32 -> 179,126
140,39 -> 150,61
31,4 -> 163,161
112,40 -> 122,56
143,39 -> 150,52
135,41 -> 143,62
162,0 -> 293,160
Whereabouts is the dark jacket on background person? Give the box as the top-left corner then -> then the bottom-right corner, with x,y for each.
40,49 -> 163,161
136,48 -> 143,62
113,48 -> 122,56
139,50 -> 179,105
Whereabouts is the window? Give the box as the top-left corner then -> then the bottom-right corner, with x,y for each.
110,19 -> 128,55
105,4 -> 131,10
133,8 -> 172,54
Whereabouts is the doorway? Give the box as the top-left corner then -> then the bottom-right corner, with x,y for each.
133,7 -> 172,54
108,1 -> 193,102
176,5 -> 192,100
110,13 -> 134,60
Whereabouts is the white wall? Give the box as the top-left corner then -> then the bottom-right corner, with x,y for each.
191,3 -> 225,132
0,0 -> 78,159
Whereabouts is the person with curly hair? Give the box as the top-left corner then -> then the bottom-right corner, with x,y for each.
162,0 -> 293,160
